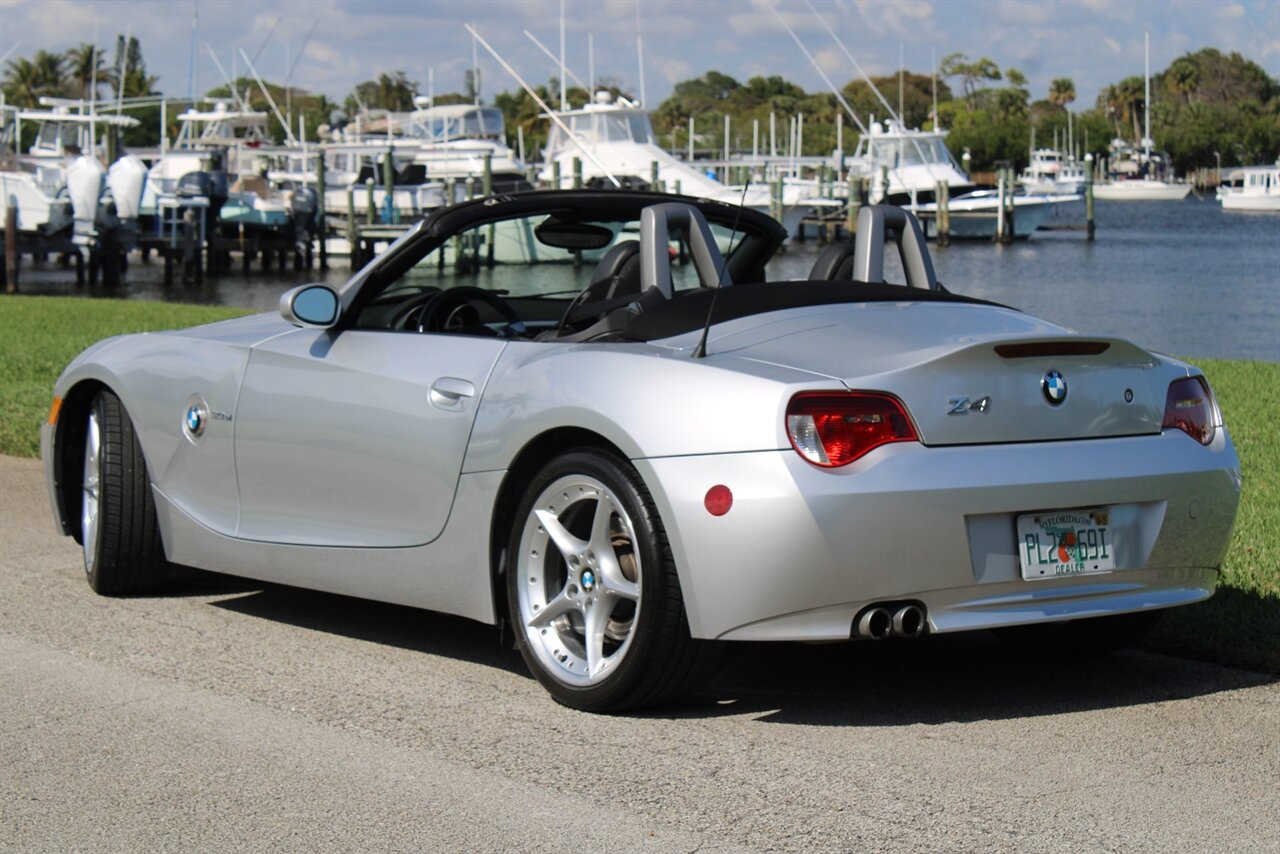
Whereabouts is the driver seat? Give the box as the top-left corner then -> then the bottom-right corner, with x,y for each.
585,239 -> 642,301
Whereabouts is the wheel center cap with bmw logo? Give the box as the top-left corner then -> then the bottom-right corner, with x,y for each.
1041,370 -> 1068,406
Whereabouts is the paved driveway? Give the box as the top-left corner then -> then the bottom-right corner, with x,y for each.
2,455 -> 1277,852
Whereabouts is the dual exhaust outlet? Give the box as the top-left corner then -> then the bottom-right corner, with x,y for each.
855,604 -> 927,640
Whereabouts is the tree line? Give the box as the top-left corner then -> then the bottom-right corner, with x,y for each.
4,39 -> 1276,174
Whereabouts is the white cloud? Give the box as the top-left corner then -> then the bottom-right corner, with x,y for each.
1216,2 -> 1245,20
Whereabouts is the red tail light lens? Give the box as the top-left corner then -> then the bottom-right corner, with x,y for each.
786,392 -> 919,466
1162,376 -> 1217,445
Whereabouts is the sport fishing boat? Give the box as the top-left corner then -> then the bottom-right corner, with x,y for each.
539,91 -> 824,237
1018,148 -> 1086,196
849,119 -> 1074,238
1216,162 -> 1280,212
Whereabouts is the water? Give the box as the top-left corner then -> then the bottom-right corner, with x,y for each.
12,196 -> 1279,362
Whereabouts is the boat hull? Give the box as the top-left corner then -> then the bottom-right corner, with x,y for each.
1093,181 -> 1191,201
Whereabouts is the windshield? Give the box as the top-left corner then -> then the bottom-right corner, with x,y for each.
410,108 -> 505,142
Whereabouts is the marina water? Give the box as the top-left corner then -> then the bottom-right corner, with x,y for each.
14,195 -> 1279,363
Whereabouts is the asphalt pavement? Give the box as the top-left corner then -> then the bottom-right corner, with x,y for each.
2,454 -> 1277,852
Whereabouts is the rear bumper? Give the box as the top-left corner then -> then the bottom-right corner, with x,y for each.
635,431 -> 1241,641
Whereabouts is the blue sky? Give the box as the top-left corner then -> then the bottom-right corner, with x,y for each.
2,0 -> 1277,111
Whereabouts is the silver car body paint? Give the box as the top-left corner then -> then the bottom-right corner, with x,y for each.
42,199 -> 1241,644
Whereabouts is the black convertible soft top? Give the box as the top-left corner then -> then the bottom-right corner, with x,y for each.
622,280 -> 1006,342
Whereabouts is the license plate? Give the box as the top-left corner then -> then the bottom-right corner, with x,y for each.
1017,508 -> 1116,580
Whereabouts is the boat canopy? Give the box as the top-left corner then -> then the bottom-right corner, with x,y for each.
545,107 -> 655,155
406,106 -> 505,143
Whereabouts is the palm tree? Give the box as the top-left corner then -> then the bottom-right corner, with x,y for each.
1167,58 -> 1200,104
1048,77 -> 1076,111
3,57 -> 43,107
66,43 -> 114,102
31,49 -> 68,97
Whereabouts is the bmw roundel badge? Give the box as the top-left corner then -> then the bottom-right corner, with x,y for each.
1041,370 -> 1068,406
186,404 -> 206,436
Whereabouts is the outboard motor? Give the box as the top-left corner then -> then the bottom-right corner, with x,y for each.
106,153 -> 148,251
288,186 -> 318,254
65,155 -> 106,246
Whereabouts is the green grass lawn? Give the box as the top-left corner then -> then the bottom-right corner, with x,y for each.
0,296 -> 251,458
2,294 -> 1277,672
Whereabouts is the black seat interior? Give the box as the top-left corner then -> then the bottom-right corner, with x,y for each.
585,239 -> 642,301
808,242 -> 857,281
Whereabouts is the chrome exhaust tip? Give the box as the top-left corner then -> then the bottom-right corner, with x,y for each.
856,607 -> 893,640
892,605 -> 926,638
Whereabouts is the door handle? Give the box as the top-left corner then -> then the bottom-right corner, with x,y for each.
429,377 -> 476,410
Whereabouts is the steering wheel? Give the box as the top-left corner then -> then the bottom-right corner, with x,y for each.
414,286 -> 527,337
389,287 -> 442,331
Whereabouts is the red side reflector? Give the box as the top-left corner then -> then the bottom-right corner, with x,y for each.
995,341 -> 1111,358
704,485 -> 733,516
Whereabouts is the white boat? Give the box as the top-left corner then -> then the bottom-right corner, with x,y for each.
1217,162 -> 1280,212
143,102 -> 292,228
0,105 -> 138,239
1093,31 -> 1190,202
917,189 -> 1072,239
1092,177 -> 1191,201
848,119 -> 1075,238
400,103 -> 531,194
540,91 -> 822,237
1018,148 -> 1086,196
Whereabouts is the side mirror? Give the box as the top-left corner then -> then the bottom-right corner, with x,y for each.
280,284 -> 340,328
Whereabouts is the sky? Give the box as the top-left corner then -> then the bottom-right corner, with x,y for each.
1,0 -> 1277,113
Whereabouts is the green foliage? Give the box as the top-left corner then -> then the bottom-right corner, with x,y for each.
842,73 -> 951,132
940,52 -> 1001,108
345,71 -> 418,114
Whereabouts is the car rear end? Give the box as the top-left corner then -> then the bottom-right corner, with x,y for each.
635,306 -> 1242,643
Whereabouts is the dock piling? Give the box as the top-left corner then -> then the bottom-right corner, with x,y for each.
316,153 -> 328,269
4,207 -> 16,293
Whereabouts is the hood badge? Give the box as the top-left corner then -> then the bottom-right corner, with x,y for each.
946,396 -> 991,415
1041,370 -> 1068,406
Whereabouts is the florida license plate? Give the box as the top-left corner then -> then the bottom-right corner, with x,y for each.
1017,508 -> 1116,580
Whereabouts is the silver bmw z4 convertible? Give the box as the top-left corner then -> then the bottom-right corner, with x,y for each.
43,191 -> 1241,711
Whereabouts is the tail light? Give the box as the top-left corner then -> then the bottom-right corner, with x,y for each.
1162,376 -> 1217,445
786,392 -> 919,466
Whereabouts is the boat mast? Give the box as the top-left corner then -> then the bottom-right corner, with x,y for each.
1143,29 -> 1151,163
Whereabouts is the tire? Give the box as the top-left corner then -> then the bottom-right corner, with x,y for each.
993,609 -> 1164,657
80,390 -> 169,595
507,449 -> 716,712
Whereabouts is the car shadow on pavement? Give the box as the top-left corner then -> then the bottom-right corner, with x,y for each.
192,573 -> 1275,725
671,634 -> 1278,726
205,580 -> 526,676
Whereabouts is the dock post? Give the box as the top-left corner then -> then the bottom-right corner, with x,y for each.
4,207 -> 16,293
572,157 -> 583,190
651,161 -> 659,191
365,178 -> 376,225
483,153 -> 493,196
316,152 -> 328,270
346,186 -> 358,268
1085,157 -> 1096,241
674,179 -> 681,196
552,160 -> 561,190
846,177 -> 862,236
995,169 -> 1007,244
382,151 -> 396,224
937,181 -> 950,246
1004,168 -> 1016,242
